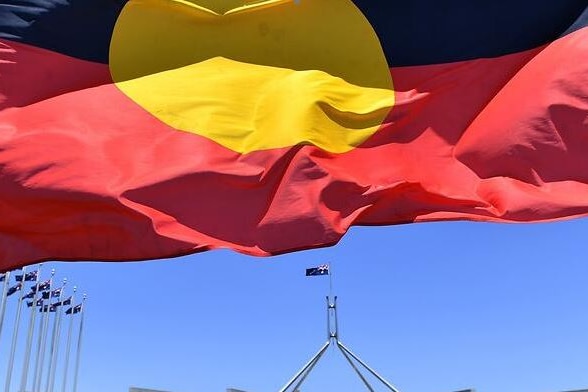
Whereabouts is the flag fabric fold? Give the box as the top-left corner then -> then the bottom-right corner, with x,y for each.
1,0 -> 588,270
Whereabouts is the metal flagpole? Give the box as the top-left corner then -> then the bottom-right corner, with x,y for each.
72,294 -> 86,392
32,310 -> 46,392
330,296 -> 339,341
289,343 -> 329,392
4,266 -> 27,392
0,270 -> 11,344
19,264 -> 43,392
280,265 -> 402,392
33,270 -> 55,392
35,304 -> 52,392
279,295 -> 336,392
45,278 -> 67,392
329,262 -> 333,298
337,344 -> 375,392
332,290 -> 400,392
337,341 -> 401,392
278,341 -> 330,392
60,287 -> 76,392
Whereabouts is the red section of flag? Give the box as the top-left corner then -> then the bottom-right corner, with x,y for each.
1,27 -> 588,270
0,41 -> 111,110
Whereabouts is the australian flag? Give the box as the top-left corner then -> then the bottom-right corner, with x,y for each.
305,264 -> 330,276
66,304 -> 83,315
7,283 -> 22,296
15,271 -> 38,282
39,305 -> 57,313
42,288 -> 61,300
53,297 -> 72,307
0,273 -> 5,282
27,299 -> 44,308
23,290 -> 36,300
50,288 -> 62,298
31,280 -> 51,293
39,280 -> 51,291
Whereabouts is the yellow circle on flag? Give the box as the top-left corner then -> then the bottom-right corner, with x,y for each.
110,0 -> 395,153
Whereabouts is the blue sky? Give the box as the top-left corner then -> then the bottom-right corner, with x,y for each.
1,218 -> 588,392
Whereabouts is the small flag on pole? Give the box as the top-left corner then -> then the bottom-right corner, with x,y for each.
27,299 -> 44,308
0,273 -> 5,282
23,291 -> 36,300
7,283 -> 22,296
66,304 -> 82,315
15,271 -> 39,282
53,297 -> 72,307
305,264 -> 329,276
31,280 -> 51,293
50,287 -> 62,298
39,305 -> 57,313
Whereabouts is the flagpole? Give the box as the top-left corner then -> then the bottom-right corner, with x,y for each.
278,340 -> 330,392
72,294 -> 86,392
60,286 -> 76,392
337,341 -> 401,392
19,264 -> 43,392
34,303 -> 51,392
283,265 -> 401,392
0,270 -> 11,344
5,266 -> 27,392
45,278 -> 66,392
33,269 -> 55,392
32,311 -> 46,392
329,261 -> 334,299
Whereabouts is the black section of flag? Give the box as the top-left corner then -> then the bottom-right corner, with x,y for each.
0,0 -> 127,64
1,1 -> 587,67
352,0 -> 587,66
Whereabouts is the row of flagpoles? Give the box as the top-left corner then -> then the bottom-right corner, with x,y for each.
0,265 -> 86,392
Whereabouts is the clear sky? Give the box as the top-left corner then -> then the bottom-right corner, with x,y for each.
1,218 -> 588,392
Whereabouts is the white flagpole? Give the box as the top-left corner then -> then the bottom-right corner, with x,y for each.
46,279 -> 66,392
4,266 -> 27,392
328,262 -> 334,298
44,278 -> 66,392
60,286 -> 76,392
72,295 -> 86,392
32,310 -> 46,392
33,269 -> 55,392
19,264 -> 43,392
33,298 -> 51,392
0,270 -> 11,344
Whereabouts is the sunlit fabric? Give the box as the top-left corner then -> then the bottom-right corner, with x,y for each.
0,0 -> 587,270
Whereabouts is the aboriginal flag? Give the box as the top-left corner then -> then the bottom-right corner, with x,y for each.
1,1 -> 587,270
